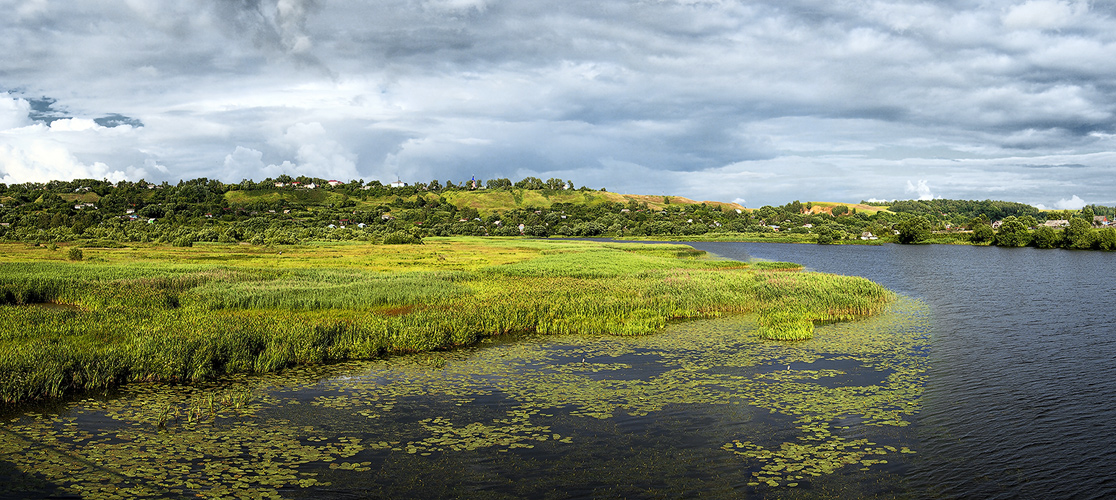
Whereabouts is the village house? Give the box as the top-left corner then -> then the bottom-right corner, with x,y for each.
1042,220 -> 1070,228
389,180 -> 406,188
327,180 -> 342,187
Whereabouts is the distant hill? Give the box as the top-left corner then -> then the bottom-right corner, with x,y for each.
2,177 -> 1112,251
223,187 -> 745,215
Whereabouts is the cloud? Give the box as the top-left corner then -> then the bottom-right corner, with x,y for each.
1003,1 -> 1087,31
0,94 -> 32,130
905,180 -> 936,201
1050,194 -> 1087,210
223,146 -> 266,176
0,140 -> 140,184
5,1 -> 1116,206
423,0 -> 491,13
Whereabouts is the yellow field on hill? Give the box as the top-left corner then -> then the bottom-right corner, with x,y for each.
219,187 -> 746,214
806,202 -> 889,216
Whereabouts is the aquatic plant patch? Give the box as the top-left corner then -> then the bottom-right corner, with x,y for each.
0,297 -> 929,498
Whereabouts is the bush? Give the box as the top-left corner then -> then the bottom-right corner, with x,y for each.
896,216 -> 931,244
67,247 -> 83,261
524,225 -> 549,237
1031,226 -> 1059,249
382,231 -> 422,244
970,224 -> 994,244
1097,228 -> 1116,251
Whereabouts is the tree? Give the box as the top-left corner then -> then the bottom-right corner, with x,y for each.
993,218 -> 1030,247
486,178 -> 512,190
1031,226 -> 1059,249
831,205 -> 848,217
1063,218 -> 1096,249
970,221 -> 994,244
896,216 -> 931,244
515,177 -> 545,190
1096,228 -> 1116,251
815,226 -> 836,245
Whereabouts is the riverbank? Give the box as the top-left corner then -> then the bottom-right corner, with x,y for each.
610,231 -> 975,245
0,238 -> 892,404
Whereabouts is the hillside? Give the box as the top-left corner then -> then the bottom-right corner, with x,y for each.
805,202 -> 889,216
1,177 -> 1112,250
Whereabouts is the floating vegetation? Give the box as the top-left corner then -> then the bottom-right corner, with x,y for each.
0,296 -> 929,497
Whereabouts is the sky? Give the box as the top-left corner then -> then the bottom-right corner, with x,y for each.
2,0 -> 1115,209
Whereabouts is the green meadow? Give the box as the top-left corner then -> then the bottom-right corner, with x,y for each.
0,238 -> 892,404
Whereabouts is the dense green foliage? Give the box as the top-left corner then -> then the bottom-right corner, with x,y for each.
1,177 -> 1113,249
883,199 -> 1041,221
896,216 -> 931,244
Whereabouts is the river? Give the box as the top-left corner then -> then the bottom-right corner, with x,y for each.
2,242 -> 1113,499
688,241 -> 1116,499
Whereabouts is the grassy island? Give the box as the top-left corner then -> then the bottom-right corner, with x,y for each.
0,238 -> 892,404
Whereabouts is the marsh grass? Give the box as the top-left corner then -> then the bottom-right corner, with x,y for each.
0,238 -> 892,403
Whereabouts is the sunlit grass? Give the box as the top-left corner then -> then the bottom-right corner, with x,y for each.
0,238 -> 892,403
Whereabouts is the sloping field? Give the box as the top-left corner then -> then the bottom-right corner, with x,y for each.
807,201 -> 889,216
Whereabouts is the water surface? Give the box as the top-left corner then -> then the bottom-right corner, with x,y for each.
689,242 -> 1116,500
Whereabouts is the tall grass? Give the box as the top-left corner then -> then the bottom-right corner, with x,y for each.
0,239 -> 892,403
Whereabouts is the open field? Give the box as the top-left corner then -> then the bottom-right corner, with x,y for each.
0,238 -> 892,403
806,201 -> 890,216
222,187 -> 747,214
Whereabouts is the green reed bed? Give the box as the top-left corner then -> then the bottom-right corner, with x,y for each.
0,240 -> 893,403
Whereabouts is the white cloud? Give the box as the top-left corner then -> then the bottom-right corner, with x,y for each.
0,140 -> 138,184
1051,194 -> 1087,210
905,179 -> 935,200
49,118 -> 102,132
1003,1 -> 1087,31
0,94 -> 32,130
223,146 -> 266,176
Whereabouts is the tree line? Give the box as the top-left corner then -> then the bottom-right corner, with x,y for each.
1,178 -> 1112,251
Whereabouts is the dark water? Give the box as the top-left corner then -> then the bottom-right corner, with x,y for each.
688,242 -> 1116,500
